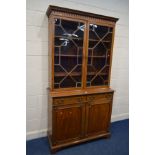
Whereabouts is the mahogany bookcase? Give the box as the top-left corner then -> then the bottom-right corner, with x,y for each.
46,5 -> 118,152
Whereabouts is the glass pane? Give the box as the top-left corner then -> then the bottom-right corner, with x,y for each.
53,18 -> 84,89
86,24 -> 113,87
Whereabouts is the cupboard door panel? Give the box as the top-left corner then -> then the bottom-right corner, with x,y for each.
53,103 -> 85,144
86,95 -> 112,136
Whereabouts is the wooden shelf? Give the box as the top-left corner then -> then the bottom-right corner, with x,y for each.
55,72 -> 82,77
88,55 -> 106,58
54,54 -> 106,58
89,39 -> 111,42
89,38 -> 99,42
54,72 -> 108,77
55,35 -> 83,40
102,40 -> 111,42
55,36 -> 110,42
87,72 -> 108,76
55,54 -> 82,57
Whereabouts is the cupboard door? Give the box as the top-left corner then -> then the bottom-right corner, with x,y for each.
52,102 -> 85,144
86,94 -> 112,136
86,23 -> 113,87
53,18 -> 86,89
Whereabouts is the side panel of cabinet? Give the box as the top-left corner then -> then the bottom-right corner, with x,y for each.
52,97 -> 85,145
85,93 -> 113,136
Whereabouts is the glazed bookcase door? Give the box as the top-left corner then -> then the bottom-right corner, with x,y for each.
86,23 -> 113,87
53,18 -> 86,89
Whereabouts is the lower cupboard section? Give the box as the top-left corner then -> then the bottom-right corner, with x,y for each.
48,92 -> 114,152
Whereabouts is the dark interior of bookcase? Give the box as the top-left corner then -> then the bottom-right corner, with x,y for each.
53,18 -> 113,89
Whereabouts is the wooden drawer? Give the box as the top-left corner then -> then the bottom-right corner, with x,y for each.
87,93 -> 113,103
53,93 -> 113,106
53,96 -> 87,105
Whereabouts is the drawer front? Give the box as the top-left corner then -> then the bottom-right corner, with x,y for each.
53,93 -> 113,105
87,93 -> 113,103
53,96 -> 87,106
